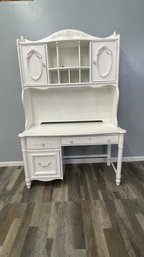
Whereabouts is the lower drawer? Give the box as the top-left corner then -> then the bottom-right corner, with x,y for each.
28,150 -> 62,178
61,135 -> 118,145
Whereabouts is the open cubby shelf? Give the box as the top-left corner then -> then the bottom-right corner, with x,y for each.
47,40 -> 90,84
49,68 -> 89,84
49,69 -> 89,84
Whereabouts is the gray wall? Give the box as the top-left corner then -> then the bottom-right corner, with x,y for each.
0,0 -> 144,162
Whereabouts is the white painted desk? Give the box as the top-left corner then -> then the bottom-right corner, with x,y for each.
19,123 -> 126,188
17,29 -> 126,189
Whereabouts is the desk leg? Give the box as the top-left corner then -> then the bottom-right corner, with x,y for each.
107,142 -> 111,166
116,134 -> 124,186
21,138 -> 31,189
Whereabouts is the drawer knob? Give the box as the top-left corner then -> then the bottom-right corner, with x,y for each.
39,161 -> 51,167
70,140 -> 74,144
46,142 -> 51,147
41,142 -> 51,147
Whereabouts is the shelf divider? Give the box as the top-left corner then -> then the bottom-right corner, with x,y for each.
68,69 -> 71,84
89,41 -> 91,82
78,41 -> 81,66
46,44 -> 50,84
78,41 -> 81,83
79,68 -> 81,83
56,42 -> 60,84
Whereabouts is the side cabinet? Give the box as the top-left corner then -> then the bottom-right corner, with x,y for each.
28,150 -> 62,180
21,137 -> 63,188
92,40 -> 119,82
20,44 -> 48,85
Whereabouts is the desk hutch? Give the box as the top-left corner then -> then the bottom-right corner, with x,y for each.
17,29 -> 126,189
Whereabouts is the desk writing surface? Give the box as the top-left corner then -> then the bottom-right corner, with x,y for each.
19,122 -> 126,137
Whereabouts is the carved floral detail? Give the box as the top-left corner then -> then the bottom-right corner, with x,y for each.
48,30 -> 90,40
94,46 -> 113,78
26,49 -> 44,81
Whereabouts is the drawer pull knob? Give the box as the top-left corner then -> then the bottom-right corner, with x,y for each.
39,161 -> 51,167
41,143 -> 51,147
70,140 -> 74,144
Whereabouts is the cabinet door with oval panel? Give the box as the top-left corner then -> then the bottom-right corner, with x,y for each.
92,40 -> 119,82
20,44 -> 48,86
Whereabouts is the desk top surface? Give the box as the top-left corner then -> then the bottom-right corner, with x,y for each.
19,122 -> 126,137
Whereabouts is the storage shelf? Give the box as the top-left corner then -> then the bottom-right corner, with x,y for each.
49,68 -> 90,84
47,40 -> 90,85
24,83 -> 117,89
48,66 -> 90,71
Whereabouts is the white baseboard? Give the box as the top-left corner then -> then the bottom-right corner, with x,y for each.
0,161 -> 23,167
122,156 -> 144,162
0,156 -> 144,167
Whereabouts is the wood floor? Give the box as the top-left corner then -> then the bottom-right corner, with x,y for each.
0,162 -> 144,257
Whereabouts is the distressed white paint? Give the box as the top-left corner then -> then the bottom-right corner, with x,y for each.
20,44 -> 48,86
17,29 -> 126,189
92,40 -> 119,82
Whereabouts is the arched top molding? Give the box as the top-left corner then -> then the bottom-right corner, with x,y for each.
18,29 -> 119,43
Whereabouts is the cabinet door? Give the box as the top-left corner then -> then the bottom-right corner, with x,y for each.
20,44 -> 48,85
92,41 -> 118,82
28,150 -> 62,179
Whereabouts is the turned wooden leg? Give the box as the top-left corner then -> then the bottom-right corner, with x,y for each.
21,138 -> 31,189
25,179 -> 31,189
116,134 -> 124,186
107,143 -> 111,166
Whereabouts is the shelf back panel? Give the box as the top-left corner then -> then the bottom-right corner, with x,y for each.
24,86 -> 118,126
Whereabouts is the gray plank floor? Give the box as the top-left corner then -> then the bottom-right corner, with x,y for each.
0,162 -> 144,257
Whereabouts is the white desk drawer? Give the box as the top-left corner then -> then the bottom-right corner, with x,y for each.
28,150 -> 61,177
27,137 -> 60,149
61,135 -> 118,145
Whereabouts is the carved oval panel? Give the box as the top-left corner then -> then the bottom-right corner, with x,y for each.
27,49 -> 43,81
96,46 -> 113,78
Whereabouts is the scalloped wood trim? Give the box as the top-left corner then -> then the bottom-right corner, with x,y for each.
18,29 -> 119,43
